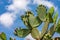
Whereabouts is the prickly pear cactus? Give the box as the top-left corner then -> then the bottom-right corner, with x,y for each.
14,5 -> 60,40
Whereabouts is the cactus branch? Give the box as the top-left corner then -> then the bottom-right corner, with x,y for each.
40,20 -> 49,39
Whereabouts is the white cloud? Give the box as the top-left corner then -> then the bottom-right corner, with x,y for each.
0,0 -> 31,27
13,0 -> 29,10
7,0 -> 30,11
0,12 -> 16,27
24,34 -> 35,40
33,0 -> 57,11
7,5 -> 16,11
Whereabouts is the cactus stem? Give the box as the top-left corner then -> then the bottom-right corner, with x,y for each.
41,20 -> 49,39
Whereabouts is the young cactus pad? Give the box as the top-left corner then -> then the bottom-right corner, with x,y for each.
48,7 -> 54,16
31,28 -> 40,39
36,5 -> 47,21
14,28 -> 30,38
28,12 -> 42,28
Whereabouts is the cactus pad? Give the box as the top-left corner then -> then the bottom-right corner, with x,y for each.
14,28 -> 30,38
36,5 -> 47,21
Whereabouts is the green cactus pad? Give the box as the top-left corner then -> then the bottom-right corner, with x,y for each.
14,28 -> 30,38
31,28 -> 40,39
48,7 -> 54,16
29,14 -> 42,28
46,7 -> 54,23
0,32 -> 6,40
36,5 -> 47,21
56,19 -> 60,33
53,12 -> 58,23
46,13 -> 53,23
21,15 -> 32,29
21,15 -> 28,26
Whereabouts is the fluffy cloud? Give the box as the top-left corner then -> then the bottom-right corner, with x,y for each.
33,0 -> 57,11
0,0 -> 31,27
0,12 -> 16,27
7,0 -> 30,11
24,34 -> 35,40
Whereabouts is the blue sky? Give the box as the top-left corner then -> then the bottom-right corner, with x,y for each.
0,0 -> 60,40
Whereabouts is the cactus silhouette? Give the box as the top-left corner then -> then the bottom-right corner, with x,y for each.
14,5 -> 60,40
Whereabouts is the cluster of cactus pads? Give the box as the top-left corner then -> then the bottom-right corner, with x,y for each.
0,5 -> 60,40
14,5 -> 60,40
